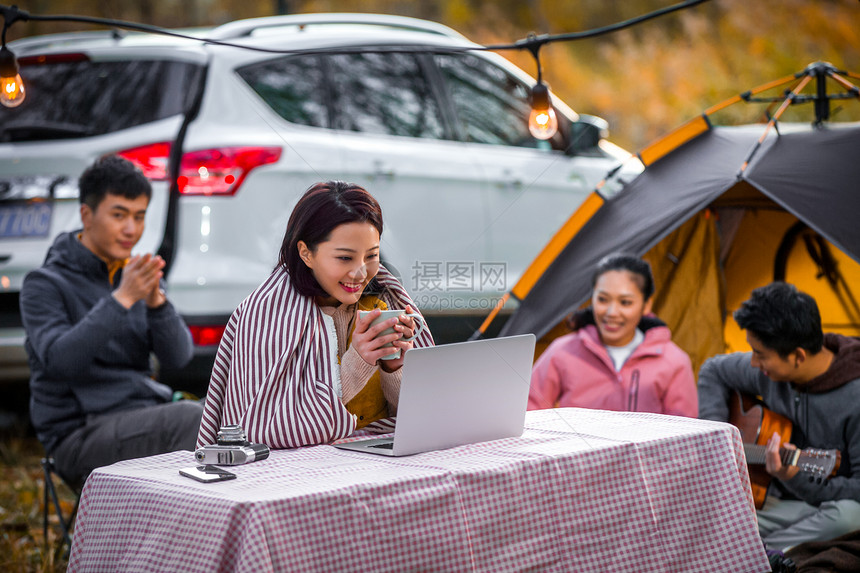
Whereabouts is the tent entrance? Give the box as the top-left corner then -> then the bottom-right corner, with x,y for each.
644,187 -> 860,375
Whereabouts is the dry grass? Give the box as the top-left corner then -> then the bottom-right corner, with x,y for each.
0,426 -> 76,573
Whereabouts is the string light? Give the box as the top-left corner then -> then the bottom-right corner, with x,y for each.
528,82 -> 557,140
0,5 -> 24,107
523,34 -> 558,140
0,45 -> 23,107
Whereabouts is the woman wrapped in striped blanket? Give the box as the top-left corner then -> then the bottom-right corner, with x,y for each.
197,181 -> 435,449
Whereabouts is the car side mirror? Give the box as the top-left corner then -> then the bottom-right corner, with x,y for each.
566,114 -> 609,156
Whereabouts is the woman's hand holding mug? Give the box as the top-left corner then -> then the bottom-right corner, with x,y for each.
354,306 -> 425,371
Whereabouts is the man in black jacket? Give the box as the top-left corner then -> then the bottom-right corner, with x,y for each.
21,156 -> 203,487
698,282 -> 860,551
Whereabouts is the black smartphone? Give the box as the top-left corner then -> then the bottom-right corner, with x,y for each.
179,465 -> 237,483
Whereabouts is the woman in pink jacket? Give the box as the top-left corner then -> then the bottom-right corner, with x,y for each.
528,254 -> 697,417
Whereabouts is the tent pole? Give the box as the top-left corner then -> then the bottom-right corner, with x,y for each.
469,293 -> 510,341
826,71 -> 860,98
703,75 -> 796,116
738,75 -> 812,175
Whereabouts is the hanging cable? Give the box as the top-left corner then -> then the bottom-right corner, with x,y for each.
0,1 -> 714,65
1,2 -> 713,55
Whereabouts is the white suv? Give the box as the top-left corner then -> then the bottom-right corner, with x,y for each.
0,13 -> 637,385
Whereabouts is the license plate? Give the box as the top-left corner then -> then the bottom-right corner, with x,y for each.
0,202 -> 53,238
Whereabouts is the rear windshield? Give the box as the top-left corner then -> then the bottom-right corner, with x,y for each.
0,59 -> 203,142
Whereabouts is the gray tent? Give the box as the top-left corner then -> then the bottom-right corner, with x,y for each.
475,62 -> 860,371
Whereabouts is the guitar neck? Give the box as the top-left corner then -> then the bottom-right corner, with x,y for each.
743,443 -> 840,479
743,444 -> 796,467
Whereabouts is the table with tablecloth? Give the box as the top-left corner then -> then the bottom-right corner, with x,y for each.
67,408 -> 770,572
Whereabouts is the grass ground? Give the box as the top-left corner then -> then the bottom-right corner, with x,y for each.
0,422 -> 76,573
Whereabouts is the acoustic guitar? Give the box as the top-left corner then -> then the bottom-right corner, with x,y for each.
728,391 -> 840,509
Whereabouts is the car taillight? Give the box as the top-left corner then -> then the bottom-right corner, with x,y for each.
18,53 -> 90,66
178,146 -> 282,196
117,142 -> 172,181
189,325 -> 226,347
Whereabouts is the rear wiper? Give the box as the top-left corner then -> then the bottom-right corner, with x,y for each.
0,121 -> 93,142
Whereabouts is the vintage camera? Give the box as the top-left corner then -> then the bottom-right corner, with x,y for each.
194,424 -> 270,466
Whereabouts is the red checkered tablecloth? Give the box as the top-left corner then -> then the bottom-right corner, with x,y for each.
67,408 -> 770,572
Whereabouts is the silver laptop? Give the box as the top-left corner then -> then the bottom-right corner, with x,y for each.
333,334 -> 536,456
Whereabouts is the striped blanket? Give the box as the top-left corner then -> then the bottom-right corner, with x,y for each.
197,266 -> 433,449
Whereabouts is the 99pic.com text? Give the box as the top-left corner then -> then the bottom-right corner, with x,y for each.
411,294 -> 506,311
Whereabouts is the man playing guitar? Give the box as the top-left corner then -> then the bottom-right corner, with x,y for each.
698,282 -> 860,552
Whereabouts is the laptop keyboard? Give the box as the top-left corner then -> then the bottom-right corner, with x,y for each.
369,442 -> 394,450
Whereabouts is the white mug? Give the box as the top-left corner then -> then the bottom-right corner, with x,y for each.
358,309 -> 426,360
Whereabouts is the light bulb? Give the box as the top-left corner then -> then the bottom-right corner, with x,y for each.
0,72 -> 25,108
528,81 -> 557,140
0,47 -> 25,108
529,106 -> 557,140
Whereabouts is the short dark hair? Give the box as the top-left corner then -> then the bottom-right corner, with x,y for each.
79,155 -> 152,211
592,253 -> 655,300
734,282 -> 824,357
277,181 -> 384,298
